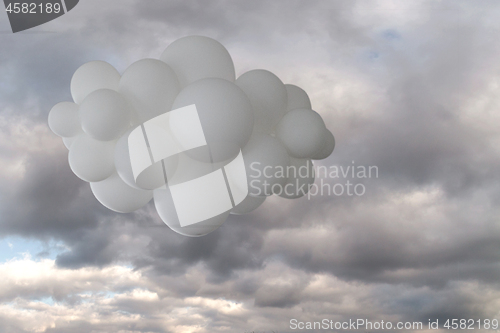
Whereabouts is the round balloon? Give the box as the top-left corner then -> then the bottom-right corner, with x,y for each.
79,89 -> 131,141
285,84 -> 312,111
312,129 -> 335,160
243,133 -> 290,196
276,108 -> 326,158
68,134 -> 116,182
160,36 -> 235,88
278,158 -> 315,199
48,102 -> 81,138
62,127 -> 83,150
90,172 -> 153,213
119,58 -> 180,124
171,78 -> 254,163
231,195 -> 266,215
114,129 -> 177,190
154,187 -> 229,237
71,61 -> 121,104
62,136 -> 77,150
236,69 -> 288,134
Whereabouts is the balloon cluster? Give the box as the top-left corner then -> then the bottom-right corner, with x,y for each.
48,36 -> 335,237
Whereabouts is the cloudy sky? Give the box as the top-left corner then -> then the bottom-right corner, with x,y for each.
1,0 -> 500,332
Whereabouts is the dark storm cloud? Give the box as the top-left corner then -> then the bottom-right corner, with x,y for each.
142,217 -> 265,281
0,33 -> 111,121
327,1 -> 500,196
0,150 -> 99,238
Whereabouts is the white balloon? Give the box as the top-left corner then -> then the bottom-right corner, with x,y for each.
236,69 -> 288,134
119,59 -> 180,124
160,36 -> 235,88
312,129 -> 335,160
68,134 -> 116,182
79,89 -> 131,141
62,127 -> 83,150
154,187 -> 229,237
114,129 -> 177,190
285,84 -> 311,111
71,61 -> 121,104
49,37 -> 336,234
278,158 -> 315,199
276,108 -> 326,158
171,78 -> 254,163
62,136 -> 77,150
231,195 -> 266,215
242,133 -> 290,196
48,102 -> 81,138
91,172 -> 153,213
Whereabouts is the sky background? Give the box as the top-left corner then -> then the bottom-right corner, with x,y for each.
1,0 -> 500,332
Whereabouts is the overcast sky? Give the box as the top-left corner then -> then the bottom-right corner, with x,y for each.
1,0 -> 500,332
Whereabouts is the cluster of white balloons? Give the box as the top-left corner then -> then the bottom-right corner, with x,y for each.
48,36 -> 334,237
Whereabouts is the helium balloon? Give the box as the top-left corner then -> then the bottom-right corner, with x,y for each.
63,136 -> 77,150
48,102 -> 81,138
171,78 -> 254,163
231,195 -> 266,215
243,133 -> 290,196
71,61 -> 121,104
276,108 -> 326,158
119,58 -> 180,124
236,69 -> 288,134
114,129 -> 177,190
160,36 -> 235,88
68,134 -> 116,182
278,158 -> 315,199
154,186 -> 229,237
62,128 -> 83,150
90,172 -> 153,213
312,129 -> 335,160
79,89 -> 131,141
285,84 -> 312,111
47,36 -> 336,235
